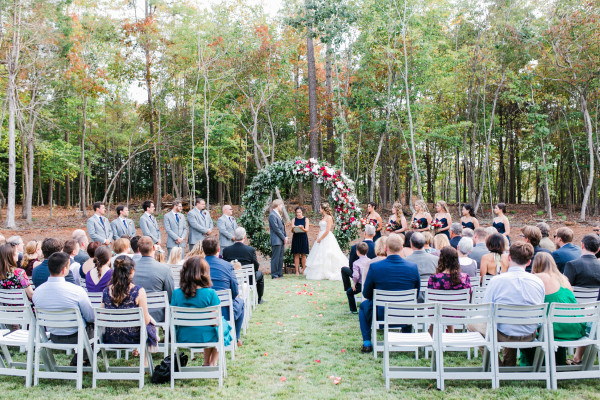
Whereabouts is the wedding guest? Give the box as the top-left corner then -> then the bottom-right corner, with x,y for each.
485,226 -> 499,236
388,202 -> 408,234
290,206 -> 310,275
479,233 -> 508,284
552,227 -> 581,274
422,232 -> 436,254
0,243 -> 33,299
86,245 -> 113,293
345,225 -> 376,291
492,203 -> 511,244
167,246 -> 184,265
365,202 -> 384,242
22,240 -> 42,277
460,204 -> 479,230
130,236 -> 142,262
185,242 -> 205,259
537,222 -> 556,252
72,229 -> 90,265
79,241 -> 102,285
32,238 -> 77,287
411,200 -> 432,232
63,239 -> 81,277
372,237 -> 387,263
154,249 -> 166,263
111,238 -> 132,266
564,234 -> 600,287
400,231 -> 414,258
406,232 -> 439,277
457,237 -> 477,277
521,225 -> 551,271
433,201 -> 452,240
7,236 -> 24,268
432,234 -> 450,256
358,234 -> 420,353
449,223 -> 463,249
462,228 -> 474,238
469,228 -> 490,267
171,256 -> 232,366
346,242 -> 371,314
222,227 -> 265,304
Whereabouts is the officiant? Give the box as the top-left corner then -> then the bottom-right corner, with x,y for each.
290,206 -> 310,275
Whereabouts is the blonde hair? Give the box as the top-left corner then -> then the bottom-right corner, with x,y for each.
113,238 -> 131,254
532,252 -> 561,277
186,242 -> 205,259
154,249 -> 166,263
167,247 -> 183,264
423,232 -> 434,246
375,236 -> 388,256
433,234 -> 450,249
392,202 -> 403,215
436,200 -> 449,213
22,240 -> 41,267
321,202 -> 332,216
415,200 -> 427,212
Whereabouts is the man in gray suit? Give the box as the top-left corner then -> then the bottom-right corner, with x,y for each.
217,205 -> 237,250
110,205 -> 136,240
469,228 -> 490,268
406,232 -> 439,276
132,236 -> 174,322
86,202 -> 112,245
139,200 -> 161,245
164,200 -> 187,257
268,199 -> 288,279
187,198 -> 213,251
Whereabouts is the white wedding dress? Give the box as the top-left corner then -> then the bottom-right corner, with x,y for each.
304,220 -> 347,281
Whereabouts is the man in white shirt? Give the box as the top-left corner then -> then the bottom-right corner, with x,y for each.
32,252 -> 95,365
471,241 -> 544,366
86,202 -> 112,245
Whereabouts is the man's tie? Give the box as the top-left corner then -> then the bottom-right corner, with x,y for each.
176,213 -> 179,223
123,219 -> 128,230
100,217 -> 105,228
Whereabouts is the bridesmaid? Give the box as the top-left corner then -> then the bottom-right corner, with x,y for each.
411,200 -> 432,232
492,202 -> 511,244
460,204 -> 479,230
290,207 -> 310,276
388,202 -> 408,234
433,201 -> 452,239
366,202 -> 384,242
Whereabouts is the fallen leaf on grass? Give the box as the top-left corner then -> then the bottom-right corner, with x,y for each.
264,352 -> 268,356
333,377 -> 342,385
314,359 -> 321,363
298,375 -> 303,379
341,349 -> 346,353
280,376 -> 287,382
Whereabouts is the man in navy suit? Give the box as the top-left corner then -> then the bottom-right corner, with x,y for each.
342,224 -> 376,294
552,227 -> 581,273
359,234 -> 420,353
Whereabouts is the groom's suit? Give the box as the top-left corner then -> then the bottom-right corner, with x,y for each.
268,209 -> 287,278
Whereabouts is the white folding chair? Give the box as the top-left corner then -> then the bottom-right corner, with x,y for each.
34,308 -> 94,390
170,305 -> 225,388
482,275 -> 494,287
234,270 -> 251,334
470,287 -> 487,304
419,276 -> 430,301
571,286 -> 599,304
241,264 -> 258,309
92,307 -> 153,389
383,302 -> 438,389
437,303 -> 496,389
0,304 -> 37,387
372,289 -> 418,359
168,264 -> 183,289
146,291 -> 170,357
0,289 -> 29,307
469,277 -> 480,288
87,292 -> 103,308
547,301 -> 600,389
492,303 -> 551,389
216,290 -> 237,360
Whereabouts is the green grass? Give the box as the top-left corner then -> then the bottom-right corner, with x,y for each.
3,277 -> 600,399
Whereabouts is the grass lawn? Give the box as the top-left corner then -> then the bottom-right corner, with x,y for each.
2,276 -> 600,399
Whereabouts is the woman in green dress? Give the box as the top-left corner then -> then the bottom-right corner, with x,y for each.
531,252 -> 586,365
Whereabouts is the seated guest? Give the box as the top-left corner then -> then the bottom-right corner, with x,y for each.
6,236 -> 24,268
32,238 -> 77,287
457,237 -> 477,277
537,222 -> 556,252
79,241 -> 102,286
32,252 -> 95,365
171,257 -> 232,366
564,234 -> 600,287
343,225 -> 377,294
462,228 -> 474,239
346,242 -> 371,314
102,256 -> 157,358
422,232 -> 436,254
479,233 -> 508,284
111,238 -> 132,266
406,232 -> 439,276
432,234 -> 450,256
449,223 -> 463,249
402,231 -> 415,257
86,246 -> 113,293
358,234 -> 420,353
63,239 -> 81,277
531,252 -> 585,366
485,226 -> 498,236
521,225 -> 551,272
22,240 -> 42,277
0,243 -> 33,299
469,228 -> 489,267
202,237 -> 244,346
72,229 -> 90,265
130,236 -> 142,262
185,241 -> 205,259
470,241 -> 544,367
154,248 -> 166,263
222,227 -> 265,304
166,246 -> 184,265
372,237 -> 387,263
132,236 -> 175,322
552,227 -> 581,273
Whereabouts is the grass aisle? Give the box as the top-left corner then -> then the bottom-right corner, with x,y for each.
4,276 -> 600,399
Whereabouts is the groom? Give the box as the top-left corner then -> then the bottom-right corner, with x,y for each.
269,199 -> 288,279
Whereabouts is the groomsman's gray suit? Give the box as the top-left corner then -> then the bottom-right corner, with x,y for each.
268,210 -> 287,278
188,208 -> 213,250
87,215 -> 113,243
110,217 -> 136,240
140,213 -> 161,244
217,214 -> 237,250
164,210 -> 188,256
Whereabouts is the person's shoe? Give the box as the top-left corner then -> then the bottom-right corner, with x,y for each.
237,339 -> 243,347
258,299 -> 264,304
360,345 -> 373,353
351,311 -> 358,315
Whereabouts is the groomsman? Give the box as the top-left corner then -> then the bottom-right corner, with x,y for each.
164,200 -> 188,257
217,205 -> 237,251
87,202 -> 112,245
268,199 -> 288,279
188,198 -> 213,251
140,200 -> 161,245
110,205 -> 136,240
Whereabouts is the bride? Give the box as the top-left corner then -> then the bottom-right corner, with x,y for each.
304,203 -> 347,281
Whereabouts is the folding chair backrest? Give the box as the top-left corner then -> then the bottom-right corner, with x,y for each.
548,301 -> 600,326
35,308 -> 83,331
168,264 -> 183,288
384,302 -> 437,327
170,305 -> 220,329
469,277 -> 480,288
373,289 -> 418,310
424,288 -> 471,304
146,291 -> 169,315
87,292 -> 103,308
216,289 -> 233,308
471,287 -> 486,304
572,286 -> 599,304
241,264 -> 254,275
493,303 -> 548,326
420,276 -> 431,292
0,305 -> 34,326
482,275 -> 494,287
234,270 -> 248,285
0,289 -> 29,306
94,307 -> 145,330
438,302 -> 492,326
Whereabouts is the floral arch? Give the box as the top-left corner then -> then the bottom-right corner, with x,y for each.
239,158 -> 362,257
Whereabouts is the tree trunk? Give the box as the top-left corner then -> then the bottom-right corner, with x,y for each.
306,2 -> 320,213
325,42 -> 334,164
580,94 -> 595,220
80,95 -> 87,217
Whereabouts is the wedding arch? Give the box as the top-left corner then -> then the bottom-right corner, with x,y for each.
239,158 -> 362,257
